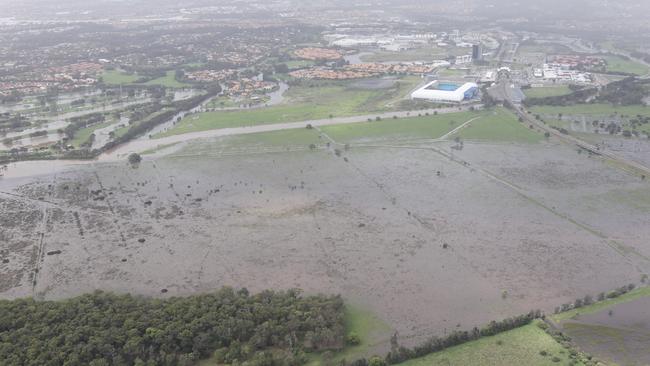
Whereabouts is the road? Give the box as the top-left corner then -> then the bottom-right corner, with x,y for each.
496,82 -> 650,176
99,105 -> 482,161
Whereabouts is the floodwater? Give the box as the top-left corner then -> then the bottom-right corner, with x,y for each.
563,297 -> 650,365
1,139 -> 649,355
574,297 -> 650,330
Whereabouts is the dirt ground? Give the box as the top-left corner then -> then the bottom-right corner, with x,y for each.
1,139 -> 649,352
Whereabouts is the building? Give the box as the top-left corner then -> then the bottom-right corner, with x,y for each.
472,44 -> 482,61
411,80 -> 479,103
455,54 -> 473,65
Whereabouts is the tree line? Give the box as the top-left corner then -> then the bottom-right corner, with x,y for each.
0,288 -> 345,366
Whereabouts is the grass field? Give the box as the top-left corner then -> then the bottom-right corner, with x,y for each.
102,70 -> 140,85
142,71 -> 191,88
602,55 -> 649,75
102,70 -> 190,88
523,86 -> 572,99
321,111 -> 480,143
454,108 -> 543,143
397,321 -> 583,366
156,78 -> 422,138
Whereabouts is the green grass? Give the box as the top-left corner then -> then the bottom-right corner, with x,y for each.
602,55 -> 649,75
142,71 -> 191,88
398,321 -> 583,366
321,111 -> 480,143
112,124 -> 131,139
156,78 -> 420,138
552,286 -> 650,322
307,305 -> 390,366
101,70 -> 140,85
454,108 -> 543,143
102,70 -> 190,88
523,86 -> 572,99
70,121 -> 113,148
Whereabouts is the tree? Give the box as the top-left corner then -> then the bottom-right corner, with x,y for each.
368,356 -> 386,366
128,153 -> 142,165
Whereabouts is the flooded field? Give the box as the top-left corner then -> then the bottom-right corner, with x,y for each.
0,139 -> 649,351
561,297 -> 650,365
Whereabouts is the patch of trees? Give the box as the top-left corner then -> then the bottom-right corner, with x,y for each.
553,283 -> 638,314
0,288 -> 345,366
70,98 -> 86,107
64,113 -> 106,140
0,114 -> 30,133
101,88 -> 220,153
595,77 -> 650,106
29,130 -> 48,138
0,90 -> 23,104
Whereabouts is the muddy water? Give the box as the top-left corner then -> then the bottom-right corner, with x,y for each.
574,297 -> 650,331
1,142 -> 648,354
562,297 -> 650,365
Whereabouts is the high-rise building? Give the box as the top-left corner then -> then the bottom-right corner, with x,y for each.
472,44 -> 482,61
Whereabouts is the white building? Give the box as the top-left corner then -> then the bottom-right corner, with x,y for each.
411,80 -> 479,103
455,55 -> 473,65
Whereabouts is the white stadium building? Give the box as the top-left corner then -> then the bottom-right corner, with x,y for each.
411,80 -> 479,103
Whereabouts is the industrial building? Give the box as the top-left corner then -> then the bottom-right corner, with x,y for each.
411,80 -> 479,103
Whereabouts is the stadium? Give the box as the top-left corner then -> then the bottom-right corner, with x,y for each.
411,80 -> 479,103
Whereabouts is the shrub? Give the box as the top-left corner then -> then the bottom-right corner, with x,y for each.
347,332 -> 361,346
368,356 -> 386,366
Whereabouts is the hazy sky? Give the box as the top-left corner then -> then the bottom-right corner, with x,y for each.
1,0 -> 649,24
